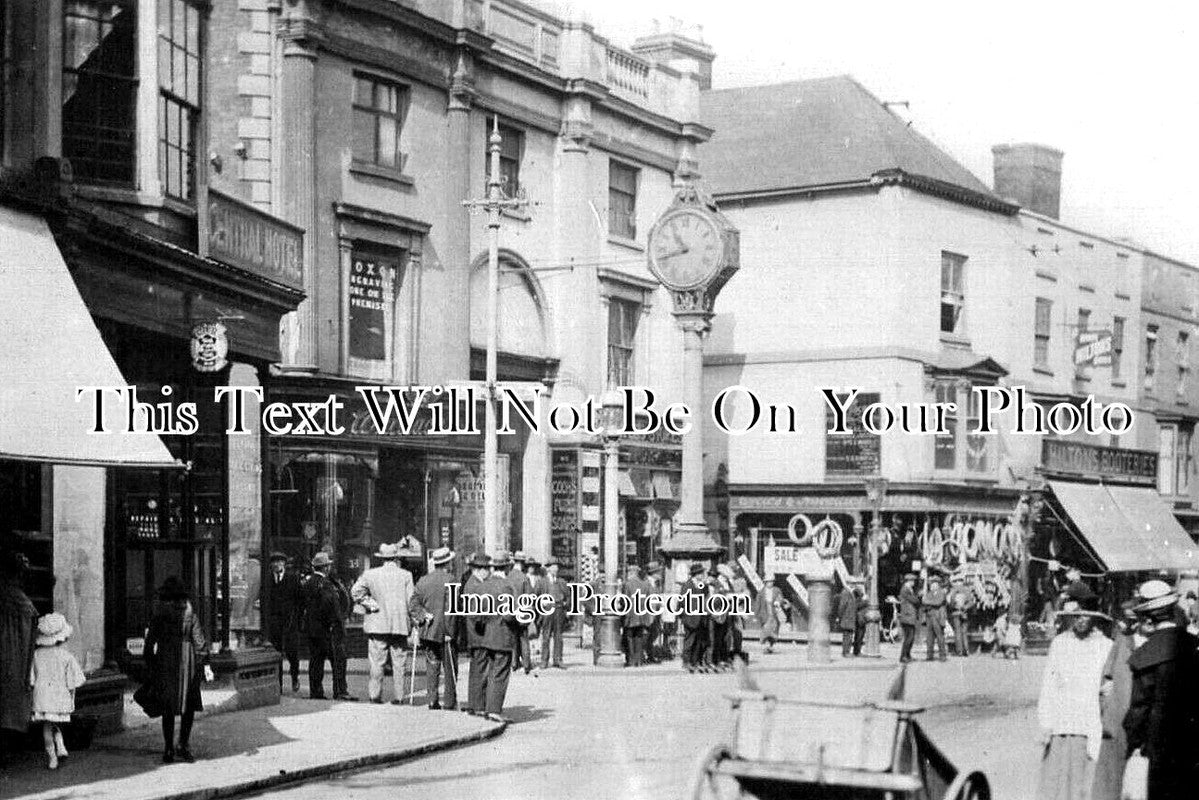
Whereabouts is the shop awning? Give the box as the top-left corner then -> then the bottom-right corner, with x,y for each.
0,206 -> 179,468
1047,480 -> 1198,572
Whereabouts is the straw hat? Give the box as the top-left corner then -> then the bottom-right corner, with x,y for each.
468,553 -> 492,569
1132,579 -> 1179,614
429,546 -> 455,566
1057,599 -> 1111,621
374,542 -> 400,560
491,551 -> 513,568
36,613 -> 72,647
311,552 -> 332,569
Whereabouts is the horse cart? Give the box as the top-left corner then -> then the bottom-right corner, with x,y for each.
687,689 -> 991,800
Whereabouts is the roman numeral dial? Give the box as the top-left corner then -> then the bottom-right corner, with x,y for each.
647,207 -> 727,291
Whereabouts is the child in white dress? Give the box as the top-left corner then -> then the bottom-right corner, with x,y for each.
29,612 -> 86,769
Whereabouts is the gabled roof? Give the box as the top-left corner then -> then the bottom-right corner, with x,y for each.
699,75 -> 1009,211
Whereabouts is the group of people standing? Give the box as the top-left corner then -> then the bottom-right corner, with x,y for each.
895,572 -> 979,662
1036,578 -> 1199,800
677,562 -> 750,673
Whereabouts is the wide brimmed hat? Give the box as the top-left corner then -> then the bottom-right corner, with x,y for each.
646,561 -> 663,574
268,551 -> 289,563
1058,599 -> 1111,621
468,553 -> 492,569
513,551 -> 529,563
903,573 -> 918,582
928,574 -> 944,583
1132,579 -> 1179,614
689,562 -> 707,575
524,556 -> 542,568
430,547 -> 455,566
374,543 -> 400,560
543,557 -> 560,567
311,552 -> 332,569
36,613 -> 72,646
491,551 -> 513,568
158,575 -> 189,600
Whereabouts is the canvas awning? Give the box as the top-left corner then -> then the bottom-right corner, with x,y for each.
0,206 -> 179,468
1047,480 -> 1198,572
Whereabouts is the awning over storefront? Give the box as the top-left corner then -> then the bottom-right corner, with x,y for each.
1047,480 -> 1198,572
0,206 -> 179,468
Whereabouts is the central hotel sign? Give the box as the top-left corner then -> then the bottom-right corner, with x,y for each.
208,190 -> 304,291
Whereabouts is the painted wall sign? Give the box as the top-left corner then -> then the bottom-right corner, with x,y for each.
208,190 -> 303,291
1041,439 -> 1157,485
1074,330 -> 1113,367
825,391 -> 882,477
550,449 -> 579,571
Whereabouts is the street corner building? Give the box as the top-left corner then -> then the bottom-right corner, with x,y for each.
0,0 -> 718,733
696,75 -> 1199,648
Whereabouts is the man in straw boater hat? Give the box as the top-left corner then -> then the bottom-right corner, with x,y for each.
1122,579 -> 1199,800
410,546 -> 459,710
1035,590 -> 1113,800
352,542 -> 416,704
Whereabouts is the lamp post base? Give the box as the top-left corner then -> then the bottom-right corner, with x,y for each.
596,615 -> 624,668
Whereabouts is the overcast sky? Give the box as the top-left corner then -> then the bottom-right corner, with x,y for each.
573,0 -> 1199,263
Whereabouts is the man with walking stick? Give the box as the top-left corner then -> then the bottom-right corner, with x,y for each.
410,547 -> 459,710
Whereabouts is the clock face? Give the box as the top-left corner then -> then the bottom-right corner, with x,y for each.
648,208 -> 725,290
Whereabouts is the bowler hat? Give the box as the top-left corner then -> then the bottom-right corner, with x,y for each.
469,553 -> 492,569
491,551 -> 513,568
268,551 -> 289,564
311,552 -> 332,569
374,542 -> 400,560
689,562 -> 706,575
430,546 -> 455,566
158,575 -> 189,600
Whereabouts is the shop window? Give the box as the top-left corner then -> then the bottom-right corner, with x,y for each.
157,0 -> 201,200
347,248 -> 401,379
608,160 -> 638,240
934,382 -> 957,470
1145,324 -> 1159,392
485,122 -> 523,196
607,299 -> 640,387
271,453 -> 376,574
1034,298 -> 1052,368
1111,316 -> 1125,381
352,73 -> 408,172
940,252 -> 966,336
1177,330 -> 1190,399
62,0 -> 138,186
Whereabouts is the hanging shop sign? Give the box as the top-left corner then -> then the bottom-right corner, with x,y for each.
1074,330 -> 1113,367
190,322 -> 229,372
550,448 -> 579,570
207,190 -> 304,291
825,391 -> 881,477
1041,439 -> 1157,486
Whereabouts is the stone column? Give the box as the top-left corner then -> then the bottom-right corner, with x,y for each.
677,314 -> 709,527
278,6 -> 321,369
438,48 -> 475,383
807,577 -> 833,664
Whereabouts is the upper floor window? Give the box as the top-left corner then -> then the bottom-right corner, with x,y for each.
1075,307 -> 1091,379
352,74 -> 408,172
347,248 -> 401,379
940,252 -> 966,336
1178,330 -> 1191,399
1158,424 -> 1193,496
158,0 -> 201,201
1111,316 -> 1125,382
608,161 -> 639,240
607,299 -> 640,387
1034,298 -> 1052,368
933,380 -> 993,475
933,382 -> 958,470
62,1 -> 138,186
1145,325 -> 1159,392
485,122 -> 523,197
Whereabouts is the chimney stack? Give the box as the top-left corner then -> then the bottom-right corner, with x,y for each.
991,143 -> 1064,219
631,23 -> 715,90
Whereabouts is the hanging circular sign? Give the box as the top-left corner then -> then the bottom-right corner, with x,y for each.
190,322 -> 229,373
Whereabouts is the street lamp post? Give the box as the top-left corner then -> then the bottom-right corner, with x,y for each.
862,476 -> 889,657
596,390 -> 625,668
463,117 -> 527,557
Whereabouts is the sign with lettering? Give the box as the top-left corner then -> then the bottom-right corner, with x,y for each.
550,449 -> 579,570
349,256 -> 392,361
825,391 -> 881,477
1041,439 -> 1157,486
208,190 -> 303,291
1074,330 -> 1113,367
764,544 -> 833,577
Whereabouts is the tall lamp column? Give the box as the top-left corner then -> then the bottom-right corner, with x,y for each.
596,390 -> 626,667
862,477 -> 889,658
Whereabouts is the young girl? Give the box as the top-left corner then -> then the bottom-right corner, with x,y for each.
29,612 -> 86,770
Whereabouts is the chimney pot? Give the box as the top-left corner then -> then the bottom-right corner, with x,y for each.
992,143 -> 1064,219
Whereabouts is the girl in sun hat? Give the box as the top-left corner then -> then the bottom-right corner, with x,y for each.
29,612 -> 86,770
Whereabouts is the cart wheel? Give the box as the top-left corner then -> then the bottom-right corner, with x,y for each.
943,770 -> 991,800
684,744 -> 734,800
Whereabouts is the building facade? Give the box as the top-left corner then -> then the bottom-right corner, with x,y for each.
206,0 -> 712,605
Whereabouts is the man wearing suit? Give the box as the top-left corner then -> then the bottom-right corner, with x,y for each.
836,578 -> 860,658
264,552 -> 302,693
410,547 -> 458,710
622,565 -> 653,667
922,574 -> 949,662
351,542 -> 416,704
463,553 -> 493,716
898,573 -> 920,663
537,559 -> 569,669
680,563 -> 710,673
304,552 -> 350,700
467,552 -> 519,723
508,552 -> 535,674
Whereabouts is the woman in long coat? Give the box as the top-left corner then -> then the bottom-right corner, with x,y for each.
1092,608 -> 1136,800
0,552 -> 38,745
144,576 -> 207,763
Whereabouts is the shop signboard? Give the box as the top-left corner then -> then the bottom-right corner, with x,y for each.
550,449 -> 579,570
1074,330 -> 1113,367
825,391 -> 881,477
207,190 -> 303,291
764,544 -> 830,576
1041,439 -> 1157,486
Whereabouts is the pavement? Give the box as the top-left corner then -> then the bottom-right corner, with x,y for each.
0,666 -> 503,800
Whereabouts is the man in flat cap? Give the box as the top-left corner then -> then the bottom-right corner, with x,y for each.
264,551 -> 302,693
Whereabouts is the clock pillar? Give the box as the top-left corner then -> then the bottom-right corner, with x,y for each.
676,313 -> 709,530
